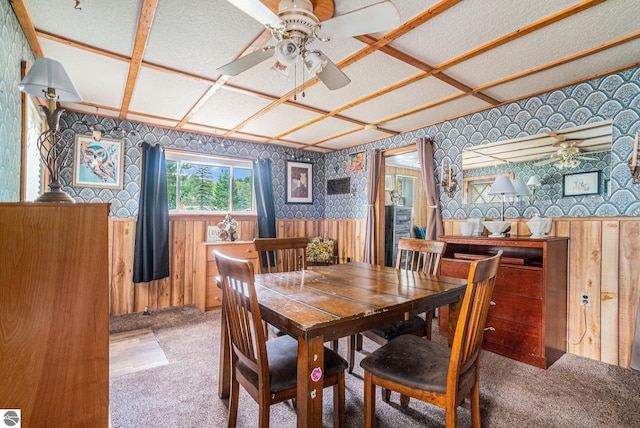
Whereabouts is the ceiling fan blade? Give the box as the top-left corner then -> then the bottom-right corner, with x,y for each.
217,46 -> 275,76
315,52 -> 351,90
316,1 -> 401,39
534,157 -> 558,166
225,0 -> 282,28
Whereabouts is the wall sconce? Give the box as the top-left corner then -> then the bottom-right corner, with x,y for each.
440,159 -> 457,197
629,132 -> 639,184
18,57 -> 82,202
526,175 -> 542,203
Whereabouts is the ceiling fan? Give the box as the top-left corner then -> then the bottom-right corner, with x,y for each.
534,131 -> 599,169
216,0 -> 401,90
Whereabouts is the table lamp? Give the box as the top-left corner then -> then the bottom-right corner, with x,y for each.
512,178 -> 532,202
488,175 -> 517,221
18,57 -> 82,202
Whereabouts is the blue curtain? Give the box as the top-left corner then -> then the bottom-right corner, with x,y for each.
253,158 -> 276,238
133,142 -> 169,283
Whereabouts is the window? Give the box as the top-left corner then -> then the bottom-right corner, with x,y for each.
462,173 -> 514,204
166,150 -> 254,213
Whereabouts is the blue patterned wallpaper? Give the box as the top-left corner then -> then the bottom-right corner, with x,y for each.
0,1 -> 34,201
326,66 -> 640,219
58,112 -> 325,219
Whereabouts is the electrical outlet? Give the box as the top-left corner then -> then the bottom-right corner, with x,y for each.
580,292 -> 591,307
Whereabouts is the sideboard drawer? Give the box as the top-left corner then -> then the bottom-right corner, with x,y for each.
483,315 -> 543,358
488,291 -> 542,327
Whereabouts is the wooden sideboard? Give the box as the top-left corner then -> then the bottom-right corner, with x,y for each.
0,203 -> 109,426
195,241 -> 259,311
437,235 -> 569,368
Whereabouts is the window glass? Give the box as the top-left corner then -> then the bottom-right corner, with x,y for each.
165,151 -> 254,213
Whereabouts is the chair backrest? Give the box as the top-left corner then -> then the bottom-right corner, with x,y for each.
214,250 -> 268,382
447,251 -> 502,399
253,237 -> 308,273
395,238 -> 446,274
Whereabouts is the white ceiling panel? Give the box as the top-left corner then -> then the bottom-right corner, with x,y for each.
286,116 -> 356,143
240,104 -> 322,136
128,67 -> 211,120
40,39 -> 128,111
24,0 -> 139,56
341,76 -> 461,124
182,124 -> 225,135
190,87 -> 273,129
484,39 -> 640,102
390,0 -> 581,66
300,51 -> 422,112
125,114 -> 178,129
383,96 -> 491,132
144,0 -> 264,79
445,0 -> 640,88
318,128 -> 390,150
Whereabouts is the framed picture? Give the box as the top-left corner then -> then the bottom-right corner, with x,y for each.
562,170 -> 600,197
286,161 -> 312,204
72,134 -> 125,190
347,150 -> 366,173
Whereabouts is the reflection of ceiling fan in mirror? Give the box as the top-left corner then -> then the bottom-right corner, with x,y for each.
216,0 -> 400,90
534,131 -> 599,169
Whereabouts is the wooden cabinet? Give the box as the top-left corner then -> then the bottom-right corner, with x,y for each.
384,205 -> 413,266
195,241 -> 259,311
0,203 -> 109,426
437,235 -> 568,368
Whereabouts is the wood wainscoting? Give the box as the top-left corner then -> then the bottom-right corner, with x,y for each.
107,215 -> 638,369
443,217 -> 640,369
108,216 -> 366,316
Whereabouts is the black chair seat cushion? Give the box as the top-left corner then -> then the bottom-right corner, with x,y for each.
368,316 -> 426,340
237,335 -> 348,393
360,334 -> 475,394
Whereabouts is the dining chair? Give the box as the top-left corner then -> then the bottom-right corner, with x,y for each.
352,238 -> 446,377
359,251 -> 503,428
253,237 -> 345,366
253,237 -> 309,273
215,250 -> 348,428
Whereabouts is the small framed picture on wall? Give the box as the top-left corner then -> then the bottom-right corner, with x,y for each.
72,134 -> 125,190
286,161 -> 313,204
562,171 -> 600,197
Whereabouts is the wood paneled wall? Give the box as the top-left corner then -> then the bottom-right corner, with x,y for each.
108,216 -> 365,316
108,214 -> 638,368
444,217 -> 640,369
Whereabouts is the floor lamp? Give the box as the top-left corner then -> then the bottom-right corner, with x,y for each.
18,57 -> 82,202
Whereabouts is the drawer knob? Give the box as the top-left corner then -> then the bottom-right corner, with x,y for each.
484,326 -> 495,331
490,301 -> 496,306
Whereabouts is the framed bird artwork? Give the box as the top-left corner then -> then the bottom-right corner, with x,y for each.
73,134 -> 124,190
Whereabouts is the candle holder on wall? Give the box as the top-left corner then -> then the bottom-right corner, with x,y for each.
440,173 -> 457,197
629,131 -> 640,184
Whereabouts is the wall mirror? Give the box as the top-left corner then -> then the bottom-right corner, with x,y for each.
461,120 -> 613,202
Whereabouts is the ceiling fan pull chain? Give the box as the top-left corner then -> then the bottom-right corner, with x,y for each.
294,61 -> 297,101
302,60 -> 306,98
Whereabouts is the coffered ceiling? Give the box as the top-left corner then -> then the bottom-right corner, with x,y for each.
11,0 -> 640,153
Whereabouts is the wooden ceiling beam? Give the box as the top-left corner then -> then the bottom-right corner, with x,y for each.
9,0 -> 43,57
472,31 -> 640,94
433,0 -> 607,73
119,0 -> 158,119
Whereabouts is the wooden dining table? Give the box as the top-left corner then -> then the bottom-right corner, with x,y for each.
217,261 -> 468,427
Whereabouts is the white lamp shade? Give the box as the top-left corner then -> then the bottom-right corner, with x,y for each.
512,178 -> 531,196
488,175 -> 517,195
527,175 -> 542,187
18,57 -> 82,102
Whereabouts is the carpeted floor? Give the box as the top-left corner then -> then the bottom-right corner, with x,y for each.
109,305 -> 640,427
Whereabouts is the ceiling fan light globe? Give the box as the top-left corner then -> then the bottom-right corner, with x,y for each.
271,60 -> 290,77
303,52 -> 326,75
274,39 -> 300,66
